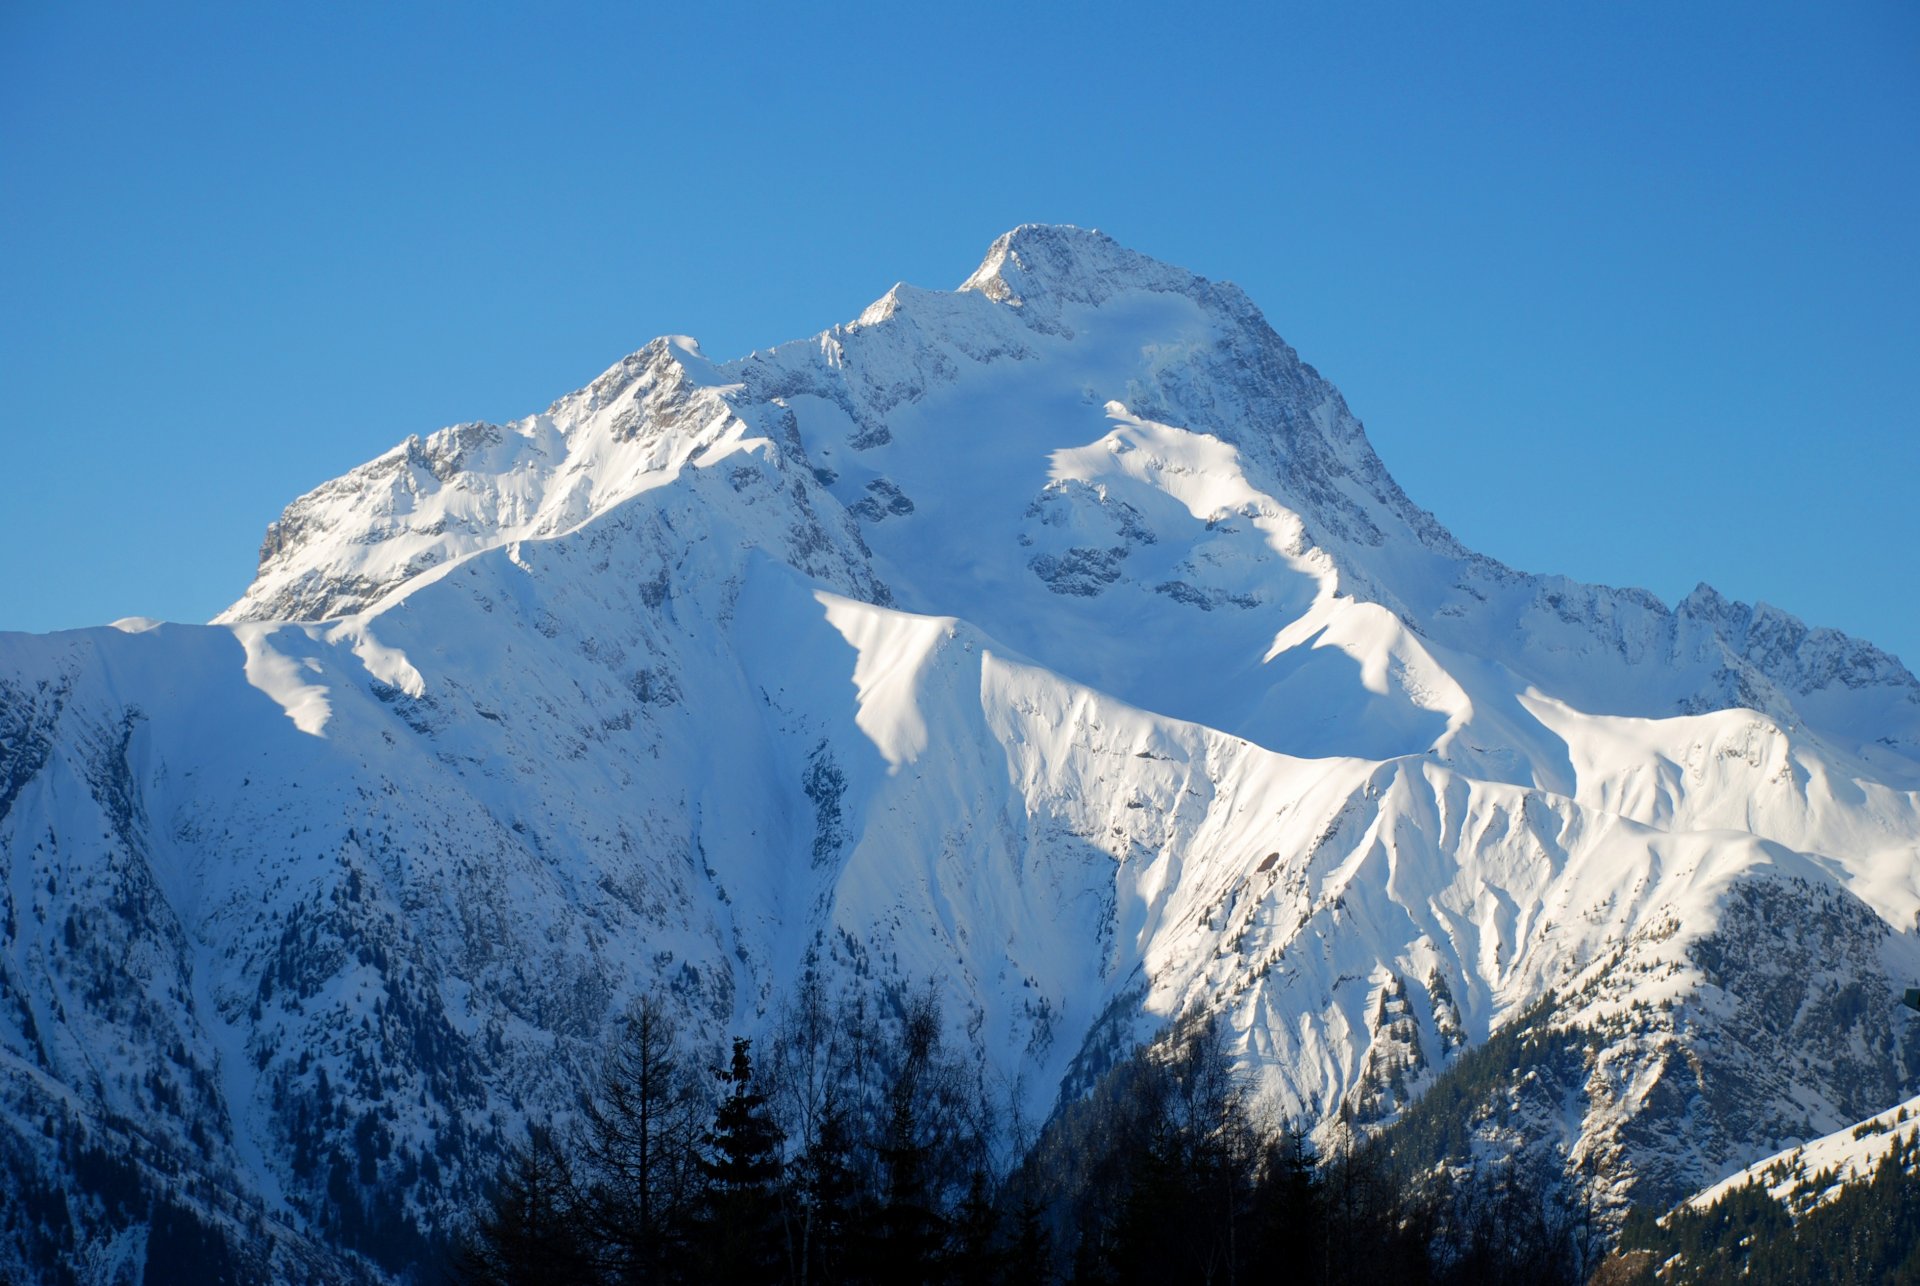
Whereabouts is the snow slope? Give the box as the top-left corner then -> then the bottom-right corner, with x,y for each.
1685,1089 -> 1920,1215
3,225 -> 1919,1280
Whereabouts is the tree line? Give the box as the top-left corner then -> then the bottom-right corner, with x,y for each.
1610,1126 -> 1920,1284
457,978 -> 1607,1285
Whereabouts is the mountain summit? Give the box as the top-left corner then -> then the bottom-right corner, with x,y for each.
4,227 -> 1919,1280
959,223 -> 1217,307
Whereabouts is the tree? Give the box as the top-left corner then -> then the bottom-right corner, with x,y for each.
1248,1126 -> 1320,1276
1065,1012 -> 1262,1284
763,969 -> 874,1284
690,1037 -> 785,1283
576,992 -> 707,1282
947,1166 -> 1005,1285
857,989 -> 990,1281
789,1095 -> 863,1285
866,1065 -> 945,1281
456,1125 -> 596,1286
1004,1195 -> 1055,1285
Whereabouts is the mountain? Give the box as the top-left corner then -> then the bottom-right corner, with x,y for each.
3,224 -> 1918,1281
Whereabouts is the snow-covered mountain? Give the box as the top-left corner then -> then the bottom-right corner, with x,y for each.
4,224 -> 1919,1280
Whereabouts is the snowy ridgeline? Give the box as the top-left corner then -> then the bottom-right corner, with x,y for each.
2,224 -> 1919,1280
1684,1090 -> 1920,1216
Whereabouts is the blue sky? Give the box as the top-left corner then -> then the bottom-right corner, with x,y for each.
3,2 -> 1916,665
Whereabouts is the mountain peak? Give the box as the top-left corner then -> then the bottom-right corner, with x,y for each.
958,223 -> 1204,312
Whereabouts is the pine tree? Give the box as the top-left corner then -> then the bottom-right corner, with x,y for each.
1249,1128 -> 1320,1278
690,1037 -> 786,1283
947,1167 -> 1004,1285
790,1096 -> 862,1286
1004,1196 -> 1055,1285
865,1073 -> 943,1281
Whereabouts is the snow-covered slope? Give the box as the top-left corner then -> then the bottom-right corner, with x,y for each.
1684,1089 -> 1920,1216
4,225 -> 1919,1280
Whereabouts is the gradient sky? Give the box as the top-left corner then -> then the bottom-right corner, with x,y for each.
3,2 -> 1916,667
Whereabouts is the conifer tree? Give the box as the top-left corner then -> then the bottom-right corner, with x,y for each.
790,1097 -> 861,1286
691,1037 -> 785,1283
866,1073 -> 943,1280
1004,1196 -> 1055,1285
947,1166 -> 1005,1285
1248,1127 -> 1320,1276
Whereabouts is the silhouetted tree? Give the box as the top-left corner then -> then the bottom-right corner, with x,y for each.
789,1096 -> 863,1285
764,969 -> 875,1283
947,1166 -> 1005,1285
457,1125 -> 596,1286
576,992 -> 706,1282
864,1038 -> 946,1280
455,977 -> 1645,1286
856,989 -> 994,1282
1004,1196 -> 1055,1285
1247,1127 -> 1319,1273
690,1037 -> 785,1282
1429,1161 -> 1583,1285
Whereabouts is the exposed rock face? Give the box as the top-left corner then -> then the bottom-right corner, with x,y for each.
3,225 -> 1918,1280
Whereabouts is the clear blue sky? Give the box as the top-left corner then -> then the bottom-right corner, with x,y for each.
4,2 -> 1916,666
